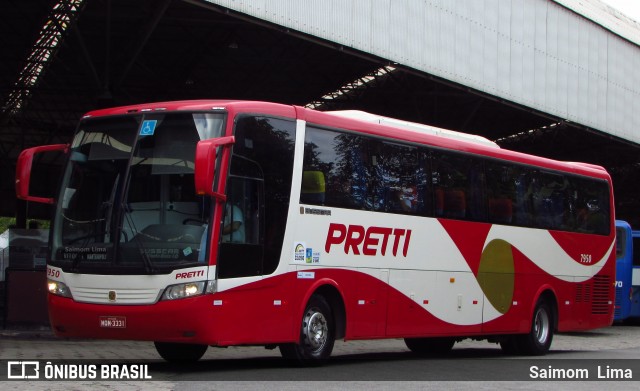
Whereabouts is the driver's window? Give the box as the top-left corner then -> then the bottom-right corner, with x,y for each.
222,178 -> 261,245
217,175 -> 264,279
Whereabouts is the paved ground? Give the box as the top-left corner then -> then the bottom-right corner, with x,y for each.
1,324 -> 640,390
3,323 -> 640,360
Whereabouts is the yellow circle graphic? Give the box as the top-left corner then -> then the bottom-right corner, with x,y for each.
478,239 -> 515,314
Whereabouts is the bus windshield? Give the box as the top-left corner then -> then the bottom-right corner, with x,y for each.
50,112 -> 225,273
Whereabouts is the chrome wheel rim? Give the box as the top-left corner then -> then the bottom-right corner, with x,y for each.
303,309 -> 328,352
534,307 -> 550,345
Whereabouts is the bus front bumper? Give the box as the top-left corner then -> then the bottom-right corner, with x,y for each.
48,293 -> 219,344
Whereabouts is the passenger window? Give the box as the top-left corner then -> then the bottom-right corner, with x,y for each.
531,172 -> 569,230
485,162 -> 529,225
302,127 -> 372,210
301,125 -> 611,236
616,227 -> 627,259
378,142 -> 422,215
633,237 -> 640,266
302,127 -> 430,216
431,152 -> 485,221
571,177 -> 610,235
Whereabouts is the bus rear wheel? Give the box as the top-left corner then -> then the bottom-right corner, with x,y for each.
517,299 -> 554,355
154,342 -> 208,363
404,337 -> 455,356
279,294 -> 335,366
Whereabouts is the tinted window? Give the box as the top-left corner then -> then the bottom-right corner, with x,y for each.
616,227 -> 627,259
377,142 -> 425,215
570,176 -> 610,235
633,237 -> 640,266
300,125 -> 610,235
302,127 -> 429,215
485,162 -> 533,226
217,116 -> 295,278
432,151 -> 485,221
302,127 -> 370,209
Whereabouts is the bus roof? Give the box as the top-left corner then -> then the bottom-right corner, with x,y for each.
325,110 -> 500,149
82,100 -> 296,118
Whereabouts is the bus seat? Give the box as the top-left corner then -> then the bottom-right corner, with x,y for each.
445,190 -> 466,218
489,198 -> 513,224
301,170 -> 325,204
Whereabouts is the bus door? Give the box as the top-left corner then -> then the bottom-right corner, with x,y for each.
216,171 -> 264,279
211,115 -> 297,344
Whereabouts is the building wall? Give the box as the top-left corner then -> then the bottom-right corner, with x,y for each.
205,0 -> 640,145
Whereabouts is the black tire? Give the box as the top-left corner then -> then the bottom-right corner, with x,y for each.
279,294 -> 335,366
404,337 -> 455,356
517,299 -> 554,356
154,342 -> 208,363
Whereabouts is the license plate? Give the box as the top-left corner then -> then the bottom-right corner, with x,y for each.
99,316 -> 126,328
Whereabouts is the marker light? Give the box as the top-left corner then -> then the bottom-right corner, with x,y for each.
47,279 -> 72,298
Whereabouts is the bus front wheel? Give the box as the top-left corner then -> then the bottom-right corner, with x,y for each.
517,299 -> 554,355
154,341 -> 208,363
279,294 -> 335,365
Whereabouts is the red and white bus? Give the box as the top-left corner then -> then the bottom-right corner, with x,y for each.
16,100 -> 615,364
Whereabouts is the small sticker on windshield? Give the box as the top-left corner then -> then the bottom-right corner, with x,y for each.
140,120 -> 157,136
183,247 -> 193,256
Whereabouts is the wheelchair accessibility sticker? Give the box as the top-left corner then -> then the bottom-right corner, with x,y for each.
140,120 -> 157,136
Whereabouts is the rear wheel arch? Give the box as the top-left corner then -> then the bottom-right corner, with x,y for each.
517,289 -> 558,355
529,288 -> 558,332
538,289 -> 558,331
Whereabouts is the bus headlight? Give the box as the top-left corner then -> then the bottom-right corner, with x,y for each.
162,281 -> 207,300
47,279 -> 72,298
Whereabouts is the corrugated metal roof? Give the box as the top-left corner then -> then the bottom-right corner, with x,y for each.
553,0 -> 640,46
205,0 -> 640,146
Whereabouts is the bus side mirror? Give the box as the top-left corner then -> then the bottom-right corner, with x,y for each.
194,136 -> 235,201
16,144 -> 68,204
